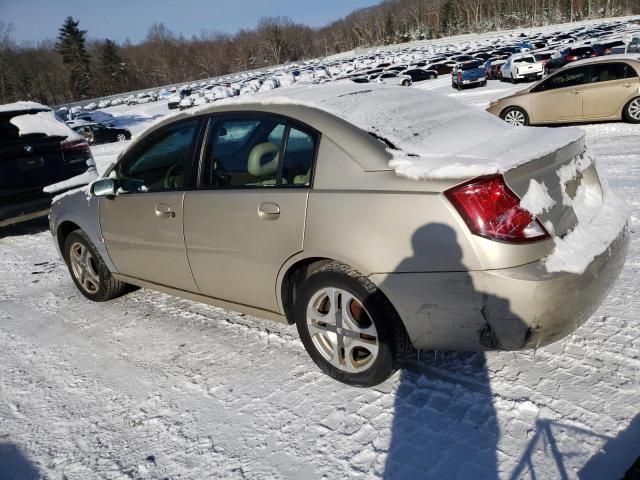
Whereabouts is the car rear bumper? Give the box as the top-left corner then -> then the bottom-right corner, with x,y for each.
370,225 -> 628,352
0,196 -> 52,228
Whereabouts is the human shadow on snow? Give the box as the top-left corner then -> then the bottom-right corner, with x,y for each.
0,442 -> 41,480
381,224 -> 524,479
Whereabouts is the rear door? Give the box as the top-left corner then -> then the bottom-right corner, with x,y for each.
582,62 -> 640,119
183,114 -> 318,312
100,118 -> 203,291
530,66 -> 589,122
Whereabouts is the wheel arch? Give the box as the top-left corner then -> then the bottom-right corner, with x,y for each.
279,257 -> 334,323
56,220 -> 81,255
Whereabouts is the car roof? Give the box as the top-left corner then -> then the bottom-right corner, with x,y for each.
565,53 -> 640,68
114,83 -> 556,175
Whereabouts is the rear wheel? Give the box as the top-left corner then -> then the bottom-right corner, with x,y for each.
294,262 -> 409,387
501,107 -> 529,127
64,230 -> 129,302
116,133 -> 127,142
401,79 -> 411,87
623,97 -> 640,124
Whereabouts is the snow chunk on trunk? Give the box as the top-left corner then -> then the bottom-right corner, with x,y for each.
520,179 -> 555,216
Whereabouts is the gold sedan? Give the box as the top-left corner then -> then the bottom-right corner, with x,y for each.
487,55 -> 640,126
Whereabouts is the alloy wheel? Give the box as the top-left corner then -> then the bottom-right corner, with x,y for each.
306,287 -> 379,373
69,241 -> 100,294
504,109 -> 526,126
629,98 -> 640,121
117,133 -> 127,141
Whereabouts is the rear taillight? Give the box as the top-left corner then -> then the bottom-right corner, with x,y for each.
60,138 -> 90,153
445,175 -> 549,243
567,55 -> 578,61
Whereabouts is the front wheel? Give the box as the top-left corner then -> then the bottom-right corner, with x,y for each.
294,263 -> 409,387
623,97 -> 640,124
501,107 -> 530,127
64,230 -> 129,301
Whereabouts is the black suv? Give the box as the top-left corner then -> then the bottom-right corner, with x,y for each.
0,103 -> 92,227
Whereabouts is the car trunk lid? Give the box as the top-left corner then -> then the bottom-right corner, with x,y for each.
502,134 -> 603,238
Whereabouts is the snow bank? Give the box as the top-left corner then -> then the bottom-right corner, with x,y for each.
10,110 -> 82,140
220,84 -> 584,180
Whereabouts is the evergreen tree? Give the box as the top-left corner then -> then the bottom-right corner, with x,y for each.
55,16 -> 91,99
99,39 -> 127,95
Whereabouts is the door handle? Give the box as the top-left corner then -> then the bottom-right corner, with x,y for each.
571,90 -> 581,95
155,203 -> 175,218
258,202 -> 280,220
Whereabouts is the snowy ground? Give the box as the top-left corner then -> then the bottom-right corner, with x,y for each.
1,77 -> 639,480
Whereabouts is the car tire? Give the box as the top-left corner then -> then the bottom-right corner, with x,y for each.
63,230 -> 129,302
401,79 -> 411,87
294,262 -> 409,387
481,80 -> 487,87
622,97 -> 640,124
501,106 -> 530,127
116,133 -> 127,142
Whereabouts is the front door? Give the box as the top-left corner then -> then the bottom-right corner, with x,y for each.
184,114 -> 319,312
530,65 -> 589,122
100,117 -> 203,291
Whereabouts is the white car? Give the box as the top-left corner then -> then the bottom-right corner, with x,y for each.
500,54 -> 545,82
371,72 -> 412,86
178,97 -> 194,110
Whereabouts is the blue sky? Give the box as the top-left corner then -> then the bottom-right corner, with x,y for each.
1,0 -> 380,44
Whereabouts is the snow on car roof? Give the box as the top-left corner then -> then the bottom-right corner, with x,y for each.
0,100 -> 50,114
10,110 -> 83,139
231,83 -> 585,179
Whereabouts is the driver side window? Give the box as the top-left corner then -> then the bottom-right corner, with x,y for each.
119,119 -> 200,193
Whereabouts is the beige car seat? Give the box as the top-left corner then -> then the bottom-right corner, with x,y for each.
248,142 -> 279,177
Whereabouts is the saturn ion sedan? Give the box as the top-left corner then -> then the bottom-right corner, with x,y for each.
487,55 -> 640,126
50,84 -> 628,387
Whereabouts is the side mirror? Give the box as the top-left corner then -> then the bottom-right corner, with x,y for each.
91,178 -> 116,197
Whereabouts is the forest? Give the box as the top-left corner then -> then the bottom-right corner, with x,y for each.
1,0 -> 638,105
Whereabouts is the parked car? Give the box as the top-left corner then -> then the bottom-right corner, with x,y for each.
1,102 -> 92,227
400,68 -> 438,82
484,58 -> 507,79
452,60 -> 487,90
167,94 -> 182,110
545,46 -> 597,73
71,122 -> 132,145
370,72 -> 412,86
48,84 -> 627,386
487,56 -> 640,126
425,62 -> 455,75
610,34 -> 640,54
500,54 -> 545,82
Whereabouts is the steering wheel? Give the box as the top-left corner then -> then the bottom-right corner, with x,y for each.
164,163 -> 185,189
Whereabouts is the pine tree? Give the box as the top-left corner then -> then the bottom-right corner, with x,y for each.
55,16 -> 91,99
99,39 -> 127,95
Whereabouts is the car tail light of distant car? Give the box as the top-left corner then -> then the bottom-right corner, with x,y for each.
60,138 -> 92,162
445,175 -> 550,243
567,55 -> 578,61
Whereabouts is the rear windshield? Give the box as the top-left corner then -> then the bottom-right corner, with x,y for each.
461,61 -> 482,70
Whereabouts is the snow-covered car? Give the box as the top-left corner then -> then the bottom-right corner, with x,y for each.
71,122 -> 131,145
1,101 -> 92,227
178,97 -> 194,110
167,94 -> 182,110
83,102 -> 97,111
49,84 -> 628,387
72,111 -> 115,127
500,54 -> 545,82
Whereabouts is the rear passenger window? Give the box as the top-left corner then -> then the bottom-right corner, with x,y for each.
590,63 -> 635,83
282,127 -> 316,187
200,116 -> 317,189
